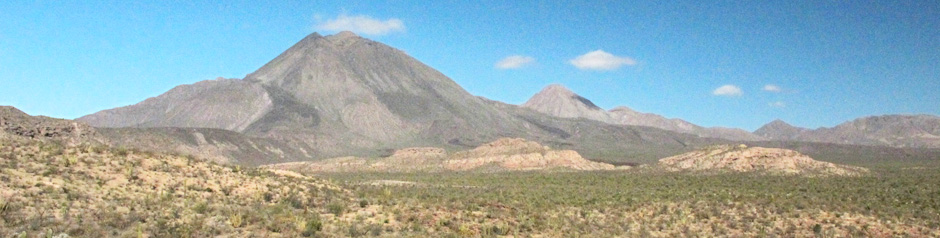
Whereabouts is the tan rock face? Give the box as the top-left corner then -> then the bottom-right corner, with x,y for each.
446,138 -> 616,171
658,145 -> 869,176
266,138 -> 623,173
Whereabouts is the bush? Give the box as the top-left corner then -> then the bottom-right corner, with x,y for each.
327,202 -> 345,216
302,215 -> 322,237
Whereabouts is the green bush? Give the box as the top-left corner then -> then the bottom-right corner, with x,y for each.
327,202 -> 345,216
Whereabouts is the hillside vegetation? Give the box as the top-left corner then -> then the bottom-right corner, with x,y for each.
0,137 -> 381,237
327,166 -> 940,237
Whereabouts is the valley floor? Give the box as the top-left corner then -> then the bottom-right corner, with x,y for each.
2,137 -> 938,237
322,165 -> 940,237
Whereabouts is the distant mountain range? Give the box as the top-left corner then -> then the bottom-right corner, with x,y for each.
522,84 -> 763,141
755,115 -> 940,148
519,84 -> 940,149
53,31 -> 940,165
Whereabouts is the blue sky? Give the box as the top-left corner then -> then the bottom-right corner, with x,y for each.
1,1 -> 938,131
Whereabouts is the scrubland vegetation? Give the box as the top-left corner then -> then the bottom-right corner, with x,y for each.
2,136 -> 938,237
0,139 -> 367,237
325,163 -> 940,237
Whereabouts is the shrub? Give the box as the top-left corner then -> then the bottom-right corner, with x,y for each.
302,215 -> 322,237
229,214 -> 244,228
327,202 -> 345,216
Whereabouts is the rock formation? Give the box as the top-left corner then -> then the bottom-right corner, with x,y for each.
445,138 -> 617,171
658,144 -> 868,176
265,138 -> 624,173
1,106 -> 100,144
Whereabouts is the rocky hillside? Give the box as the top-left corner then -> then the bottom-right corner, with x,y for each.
755,115 -> 940,148
97,127 -> 319,166
0,107 -> 391,237
1,106 -> 101,144
445,138 -> 620,171
265,138 -> 624,173
522,84 -> 763,141
658,145 -> 869,176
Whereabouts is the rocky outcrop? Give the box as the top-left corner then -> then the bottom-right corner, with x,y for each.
1,106 -> 100,144
265,138 -> 624,173
445,138 -> 617,171
658,145 -> 868,176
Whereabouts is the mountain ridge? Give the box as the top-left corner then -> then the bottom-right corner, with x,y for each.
521,84 -> 764,141
72,32 -> 940,166
755,115 -> 940,148
76,32 -> 732,164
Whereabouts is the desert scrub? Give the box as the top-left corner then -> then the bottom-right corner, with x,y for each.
327,201 -> 346,216
322,165 -> 940,237
0,138 -> 362,237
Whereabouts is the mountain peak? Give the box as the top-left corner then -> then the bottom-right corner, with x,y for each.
754,119 -> 807,139
766,119 -> 793,127
540,84 -> 575,95
522,84 -> 610,122
329,31 -> 359,39
528,84 -> 600,110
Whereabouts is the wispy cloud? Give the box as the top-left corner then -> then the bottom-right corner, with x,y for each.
569,50 -> 636,70
712,85 -> 743,96
315,14 -> 405,35
763,84 -> 782,92
495,55 -> 535,69
769,101 -> 786,108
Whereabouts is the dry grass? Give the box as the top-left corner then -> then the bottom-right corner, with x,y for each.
0,138 -> 382,237
325,167 -> 940,237
3,135 -> 938,237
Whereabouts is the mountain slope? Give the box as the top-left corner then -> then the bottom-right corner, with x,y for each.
0,106 -> 368,237
241,32 -> 522,142
78,78 -> 272,132
78,32 -> 744,164
755,115 -> 940,148
521,84 -> 763,141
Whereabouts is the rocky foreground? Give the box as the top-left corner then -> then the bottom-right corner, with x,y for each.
265,138 -> 625,173
0,106 -> 383,237
658,144 -> 869,176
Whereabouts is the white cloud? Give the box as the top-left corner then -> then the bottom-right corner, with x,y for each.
763,84 -> 781,92
495,55 -> 535,69
315,14 -> 405,35
769,101 -> 786,108
712,85 -> 743,96
569,50 -> 636,70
